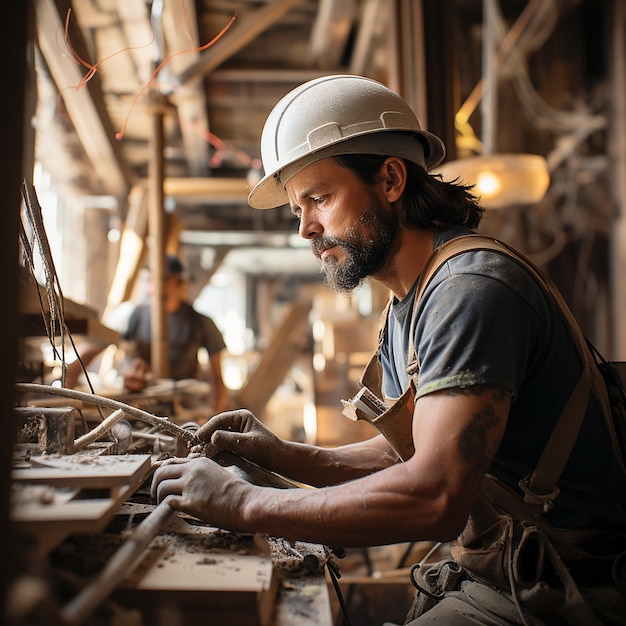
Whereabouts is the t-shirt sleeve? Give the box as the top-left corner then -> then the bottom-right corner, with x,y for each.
122,306 -> 141,341
414,253 -> 543,400
198,314 -> 227,355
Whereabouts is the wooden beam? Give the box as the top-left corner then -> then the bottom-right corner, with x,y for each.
34,0 -> 132,201
238,301 -> 311,418
147,95 -> 169,379
162,0 -> 211,177
349,0 -> 386,76
161,176 -> 251,204
103,186 -> 149,318
610,0 -> 626,359
179,0 -> 302,85
308,0 -> 356,69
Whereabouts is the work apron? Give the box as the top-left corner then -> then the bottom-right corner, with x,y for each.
347,296 -> 626,625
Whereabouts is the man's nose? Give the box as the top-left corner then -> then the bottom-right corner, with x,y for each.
298,210 -> 321,240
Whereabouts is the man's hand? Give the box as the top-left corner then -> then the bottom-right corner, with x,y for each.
151,457 -> 253,531
197,409 -> 283,470
122,358 -> 153,392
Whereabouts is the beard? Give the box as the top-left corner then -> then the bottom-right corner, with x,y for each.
311,199 -> 398,293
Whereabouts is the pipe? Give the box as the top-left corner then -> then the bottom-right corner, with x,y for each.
15,383 -> 200,445
73,408 -> 127,452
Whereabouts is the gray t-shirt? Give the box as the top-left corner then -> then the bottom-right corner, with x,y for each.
381,227 -> 626,530
124,301 -> 226,380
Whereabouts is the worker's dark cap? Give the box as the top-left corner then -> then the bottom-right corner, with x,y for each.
166,255 -> 185,276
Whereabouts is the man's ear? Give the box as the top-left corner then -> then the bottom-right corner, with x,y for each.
380,157 -> 408,202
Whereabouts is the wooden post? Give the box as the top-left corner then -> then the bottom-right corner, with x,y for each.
147,93 -> 169,378
5,2 -> 29,619
611,1 -> 626,359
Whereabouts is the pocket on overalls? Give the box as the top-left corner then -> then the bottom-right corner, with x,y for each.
370,386 -> 416,461
344,350 -> 417,461
450,486 -> 515,589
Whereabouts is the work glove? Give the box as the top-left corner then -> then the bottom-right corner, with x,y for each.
196,409 -> 283,470
151,456 -> 252,531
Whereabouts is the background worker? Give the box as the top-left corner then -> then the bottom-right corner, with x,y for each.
65,255 -> 229,417
121,254 -> 228,415
151,75 -> 626,625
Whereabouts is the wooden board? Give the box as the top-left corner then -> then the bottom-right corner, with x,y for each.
11,454 -> 152,554
12,454 -> 152,488
18,268 -> 121,344
238,301 -> 311,417
116,530 -> 279,626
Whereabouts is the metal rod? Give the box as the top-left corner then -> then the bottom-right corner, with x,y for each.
61,500 -> 175,625
456,0 -> 545,126
481,0 -> 498,155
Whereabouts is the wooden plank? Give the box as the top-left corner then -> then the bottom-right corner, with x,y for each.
12,496 -> 125,524
18,268 -> 121,344
239,301 -> 311,417
11,454 -> 153,553
117,531 -> 279,626
12,454 -> 152,488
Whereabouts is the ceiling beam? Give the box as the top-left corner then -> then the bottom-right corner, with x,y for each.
349,0 -> 386,76
308,0 -> 356,69
34,0 -> 132,202
178,0 -> 303,86
161,0 -> 211,177
160,176 -> 251,205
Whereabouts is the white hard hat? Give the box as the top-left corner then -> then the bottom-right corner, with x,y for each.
248,74 -> 446,209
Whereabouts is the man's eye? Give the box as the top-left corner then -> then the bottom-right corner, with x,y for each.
312,196 -> 324,204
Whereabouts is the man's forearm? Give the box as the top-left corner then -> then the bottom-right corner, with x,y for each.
267,435 -> 399,487
239,458 -> 462,547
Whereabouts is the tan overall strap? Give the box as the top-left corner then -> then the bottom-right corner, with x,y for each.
410,234 -> 615,505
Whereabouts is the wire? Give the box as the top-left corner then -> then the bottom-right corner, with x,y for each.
326,558 -> 352,626
419,541 -> 443,567
19,181 -> 104,427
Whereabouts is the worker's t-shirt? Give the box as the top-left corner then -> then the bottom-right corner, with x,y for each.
381,226 -> 626,531
123,301 -> 226,380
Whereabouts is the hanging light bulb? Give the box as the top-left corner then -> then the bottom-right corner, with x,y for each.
476,170 -> 501,197
434,153 -> 550,210
436,0 -> 551,210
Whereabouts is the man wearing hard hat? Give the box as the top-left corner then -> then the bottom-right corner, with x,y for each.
153,75 -> 626,625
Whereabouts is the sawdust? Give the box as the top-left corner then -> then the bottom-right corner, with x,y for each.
49,523 -> 325,580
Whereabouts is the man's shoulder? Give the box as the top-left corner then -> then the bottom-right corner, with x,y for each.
428,231 -> 539,294
185,304 -> 219,330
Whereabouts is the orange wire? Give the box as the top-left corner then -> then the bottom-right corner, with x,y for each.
64,8 -> 155,91
115,11 -> 238,141
63,7 -> 237,141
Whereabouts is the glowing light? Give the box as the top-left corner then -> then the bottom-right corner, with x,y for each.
476,171 -> 501,197
434,154 -> 550,209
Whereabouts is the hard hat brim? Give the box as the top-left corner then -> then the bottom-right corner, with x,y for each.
248,129 -> 446,210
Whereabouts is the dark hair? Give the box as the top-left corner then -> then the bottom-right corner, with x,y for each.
334,154 -> 484,230
166,254 -> 184,275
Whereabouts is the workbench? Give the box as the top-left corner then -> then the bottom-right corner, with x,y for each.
10,450 -> 334,625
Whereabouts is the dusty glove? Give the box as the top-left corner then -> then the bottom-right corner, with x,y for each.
151,456 -> 253,531
196,409 -> 283,470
